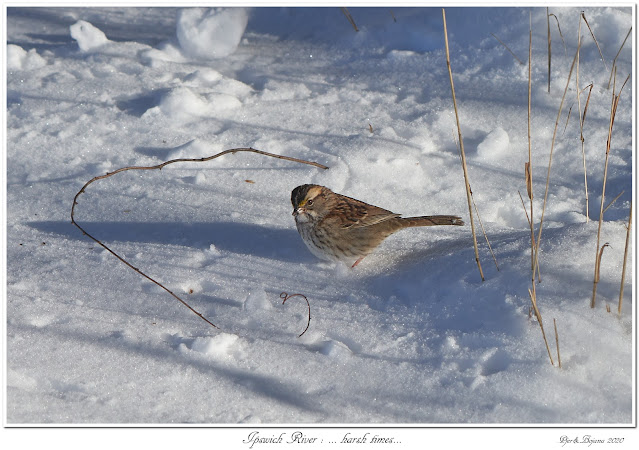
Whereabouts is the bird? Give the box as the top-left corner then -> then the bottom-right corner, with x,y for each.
291,184 -> 464,267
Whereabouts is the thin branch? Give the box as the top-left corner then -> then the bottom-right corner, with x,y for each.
71,147 -> 328,328
280,292 -> 312,337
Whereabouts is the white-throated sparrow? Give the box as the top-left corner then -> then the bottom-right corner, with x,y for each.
291,184 -> 464,267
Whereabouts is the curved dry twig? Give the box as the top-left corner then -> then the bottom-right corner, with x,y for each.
71,147 -> 328,329
280,292 -> 312,337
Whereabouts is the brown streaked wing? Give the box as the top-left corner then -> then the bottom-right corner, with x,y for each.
325,194 -> 400,229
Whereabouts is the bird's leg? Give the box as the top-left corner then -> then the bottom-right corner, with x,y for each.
351,257 -> 364,268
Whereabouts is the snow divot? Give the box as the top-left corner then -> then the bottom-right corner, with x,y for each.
478,347 -> 511,377
304,336 -> 353,359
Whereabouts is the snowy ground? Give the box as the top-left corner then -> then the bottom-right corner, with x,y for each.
3,3 -> 635,440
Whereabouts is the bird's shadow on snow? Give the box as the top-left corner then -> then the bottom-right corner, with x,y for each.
29,220 -> 313,264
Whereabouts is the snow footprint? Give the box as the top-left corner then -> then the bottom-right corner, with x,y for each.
302,334 -> 355,359
477,347 -> 511,377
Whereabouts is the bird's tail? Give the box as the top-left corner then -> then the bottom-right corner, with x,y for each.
401,215 -> 464,227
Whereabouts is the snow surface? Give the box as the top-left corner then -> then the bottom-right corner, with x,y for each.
3,3 -> 635,439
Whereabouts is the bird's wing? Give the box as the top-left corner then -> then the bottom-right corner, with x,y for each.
325,195 -> 400,229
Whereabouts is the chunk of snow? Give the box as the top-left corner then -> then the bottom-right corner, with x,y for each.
476,127 -> 510,160
7,44 -> 46,70
190,333 -> 239,358
176,8 -> 248,60
70,20 -> 109,51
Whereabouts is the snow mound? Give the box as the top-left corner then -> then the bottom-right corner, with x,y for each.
7,44 -> 46,70
165,139 -> 218,160
243,288 -> 272,312
151,86 -> 241,122
190,333 -> 240,358
176,8 -> 248,60
476,127 -> 510,160
70,20 -> 109,51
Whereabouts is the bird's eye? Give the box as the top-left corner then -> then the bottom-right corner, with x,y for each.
306,199 -> 314,206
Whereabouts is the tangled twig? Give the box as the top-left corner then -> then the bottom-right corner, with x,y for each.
280,292 -> 312,337
71,147 -> 328,329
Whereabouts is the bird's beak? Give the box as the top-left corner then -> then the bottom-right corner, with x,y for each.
292,208 -> 298,216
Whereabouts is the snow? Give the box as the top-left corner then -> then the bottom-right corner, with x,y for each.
176,7 -> 249,60
70,20 -> 109,52
3,3 -> 636,446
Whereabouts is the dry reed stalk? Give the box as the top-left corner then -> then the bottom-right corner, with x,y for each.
580,84 -> 594,123
491,33 -> 524,65
518,190 -> 542,282
592,244 -> 610,310
591,72 -> 630,308
618,201 -> 632,315
576,19 -> 590,222
71,147 -> 328,328
527,13 -> 553,366
554,318 -> 561,368
526,13 -> 539,283
562,105 -> 573,136
607,27 -> 632,89
547,8 -> 551,93
533,45 -> 580,287
450,132 -> 498,272
341,7 -> 359,32
471,187 -> 499,271
581,12 -> 608,71
442,8 -> 485,281
548,13 -> 568,59
603,190 -> 624,214
528,288 -> 555,366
